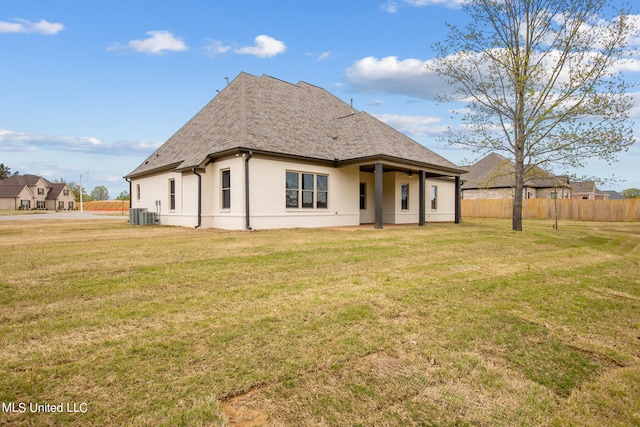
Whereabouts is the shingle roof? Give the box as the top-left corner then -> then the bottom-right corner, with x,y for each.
462,153 -> 569,190
0,174 -> 46,187
126,72 -> 463,178
45,183 -> 67,199
0,184 -> 28,198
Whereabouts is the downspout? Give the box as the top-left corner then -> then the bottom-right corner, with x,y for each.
125,178 -> 132,209
245,150 -> 253,230
192,168 -> 202,228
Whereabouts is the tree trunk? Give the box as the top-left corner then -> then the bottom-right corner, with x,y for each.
512,149 -> 524,231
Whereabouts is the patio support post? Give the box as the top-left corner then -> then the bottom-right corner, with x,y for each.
419,170 -> 426,226
455,176 -> 461,224
375,163 -> 383,229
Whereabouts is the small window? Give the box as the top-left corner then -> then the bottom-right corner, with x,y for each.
317,175 -> 328,209
221,169 -> 231,209
169,179 -> 176,210
63,189 -> 69,196
38,188 -> 45,195
431,185 -> 438,210
136,184 -> 141,200
286,171 -> 299,208
401,183 -> 409,210
359,183 -> 367,210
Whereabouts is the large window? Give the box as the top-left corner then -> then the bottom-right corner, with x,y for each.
431,185 -> 438,210
169,179 -> 176,210
401,183 -> 409,210
286,171 -> 328,209
221,169 -> 231,209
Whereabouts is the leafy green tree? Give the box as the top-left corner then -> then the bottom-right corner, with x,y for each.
68,183 -> 91,203
622,188 -> 640,199
429,0 -> 636,231
0,163 -> 12,180
90,185 -> 110,201
116,190 -> 130,200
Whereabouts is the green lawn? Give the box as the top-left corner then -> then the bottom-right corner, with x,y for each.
0,218 -> 639,426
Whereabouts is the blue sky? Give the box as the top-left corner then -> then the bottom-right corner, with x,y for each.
1,0 -> 639,198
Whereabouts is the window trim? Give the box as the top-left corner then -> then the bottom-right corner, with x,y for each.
431,185 -> 438,210
401,183 -> 409,210
359,182 -> 367,211
285,170 -> 329,210
221,169 -> 231,210
169,178 -> 176,211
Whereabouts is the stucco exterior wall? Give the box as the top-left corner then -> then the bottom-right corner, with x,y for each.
130,158 -> 458,229
130,156 -> 361,229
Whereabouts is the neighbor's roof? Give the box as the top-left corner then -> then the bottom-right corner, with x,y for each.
126,72 -> 463,178
0,174 -> 48,187
462,153 -> 569,190
0,184 -> 30,198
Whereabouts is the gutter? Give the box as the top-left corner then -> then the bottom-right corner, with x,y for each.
125,178 -> 132,210
245,150 -> 253,230
192,168 -> 202,228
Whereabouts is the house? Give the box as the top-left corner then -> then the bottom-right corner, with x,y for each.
571,181 -> 609,200
125,73 -> 465,230
461,153 -> 572,200
0,174 -> 75,210
602,190 -> 625,200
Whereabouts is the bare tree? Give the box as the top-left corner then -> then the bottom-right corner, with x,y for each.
429,0 -> 637,230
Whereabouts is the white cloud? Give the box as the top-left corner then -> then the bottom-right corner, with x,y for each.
317,51 -> 331,61
381,0 -> 465,13
109,30 -> 188,54
0,18 -> 64,35
345,56 -> 452,99
235,35 -> 286,58
0,129 -> 161,155
374,113 -> 448,138
202,39 -> 231,57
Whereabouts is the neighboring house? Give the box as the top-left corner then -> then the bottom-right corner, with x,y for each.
461,153 -> 572,200
602,190 -> 625,200
571,181 -> 609,200
125,72 -> 465,230
0,174 -> 75,210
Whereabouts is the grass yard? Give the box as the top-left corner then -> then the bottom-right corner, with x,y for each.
0,218 -> 639,426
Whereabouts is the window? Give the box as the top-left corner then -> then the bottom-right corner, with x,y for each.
317,175 -> 328,209
21,200 -> 30,210
221,169 -> 231,209
37,201 -> 45,209
136,184 -> 141,200
169,179 -> 176,210
286,171 -> 299,208
68,201 -> 74,210
38,188 -> 45,195
431,185 -> 438,210
286,171 -> 328,209
58,201 -> 64,210
359,183 -> 367,210
63,189 -> 69,196
401,183 -> 409,210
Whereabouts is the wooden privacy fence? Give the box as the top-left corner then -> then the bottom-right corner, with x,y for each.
462,198 -> 640,222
